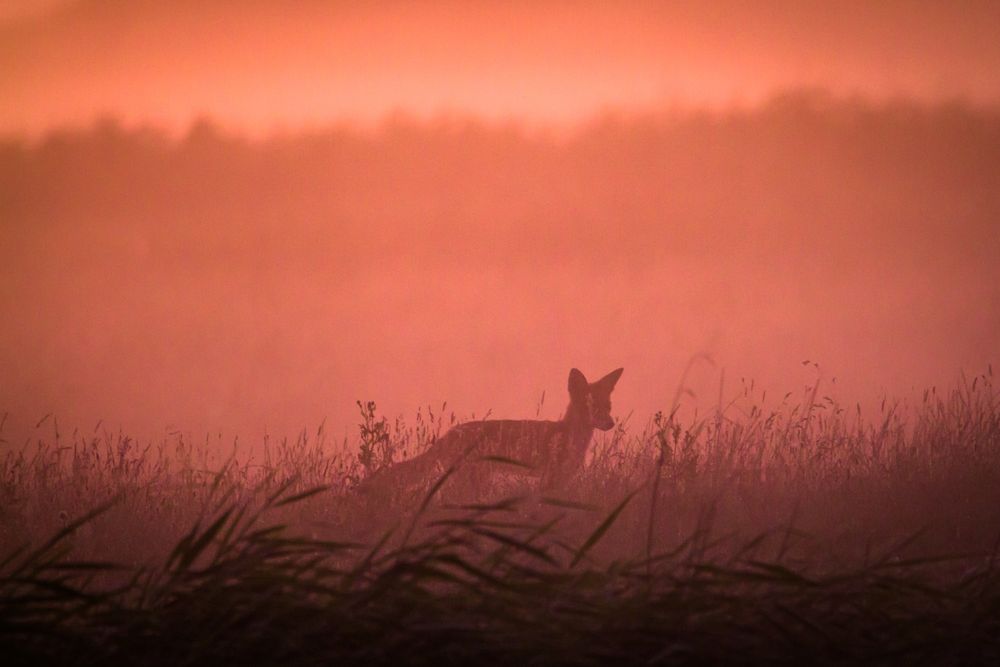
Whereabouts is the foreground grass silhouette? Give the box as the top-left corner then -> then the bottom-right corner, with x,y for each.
2,369 -> 999,664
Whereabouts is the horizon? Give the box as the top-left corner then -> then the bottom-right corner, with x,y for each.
6,86 -> 1000,145
3,1 -> 1000,138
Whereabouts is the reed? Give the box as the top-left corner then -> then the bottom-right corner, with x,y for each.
1,368 -> 998,664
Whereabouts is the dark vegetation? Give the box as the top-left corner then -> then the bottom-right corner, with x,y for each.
3,91 -> 1000,269
2,369 -> 999,665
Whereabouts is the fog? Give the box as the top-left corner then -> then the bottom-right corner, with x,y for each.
1,93 -> 998,444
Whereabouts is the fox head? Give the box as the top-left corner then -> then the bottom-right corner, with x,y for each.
567,367 -> 623,431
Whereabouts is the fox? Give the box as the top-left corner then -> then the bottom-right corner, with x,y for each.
359,367 -> 624,497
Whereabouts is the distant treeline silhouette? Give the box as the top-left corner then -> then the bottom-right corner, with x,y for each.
2,90 -> 999,270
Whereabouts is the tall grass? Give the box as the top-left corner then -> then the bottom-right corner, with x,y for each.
1,369 -> 999,664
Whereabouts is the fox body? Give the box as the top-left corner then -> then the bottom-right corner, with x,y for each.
363,368 -> 623,494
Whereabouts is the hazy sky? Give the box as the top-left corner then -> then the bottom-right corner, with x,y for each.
3,0 -> 1000,137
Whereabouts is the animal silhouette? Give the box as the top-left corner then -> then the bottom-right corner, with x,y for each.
361,367 -> 623,497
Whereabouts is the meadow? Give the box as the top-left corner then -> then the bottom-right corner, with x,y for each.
2,368 -> 999,665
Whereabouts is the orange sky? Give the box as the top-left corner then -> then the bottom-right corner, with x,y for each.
3,0 -> 1000,137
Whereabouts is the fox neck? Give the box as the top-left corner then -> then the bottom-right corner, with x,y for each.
562,399 -> 595,446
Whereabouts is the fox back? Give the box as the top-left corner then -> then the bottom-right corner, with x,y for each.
362,367 -> 623,495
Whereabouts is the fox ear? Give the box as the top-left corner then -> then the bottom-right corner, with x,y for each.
568,368 -> 589,397
595,368 -> 624,392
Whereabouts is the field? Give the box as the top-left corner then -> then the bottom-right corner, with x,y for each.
2,369 -> 999,665
5,5 -> 1000,665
